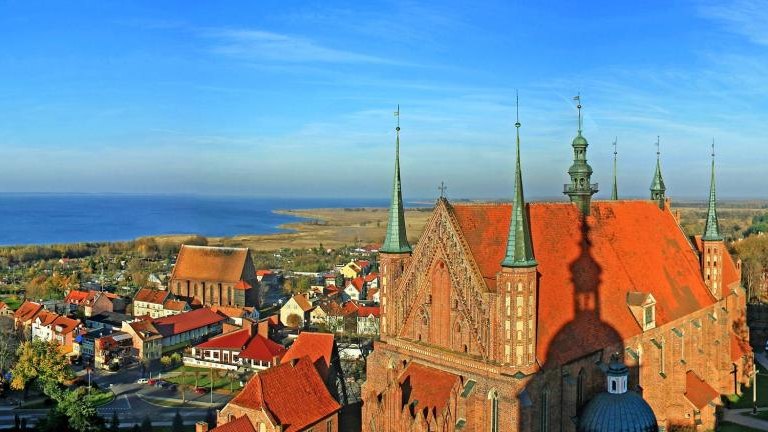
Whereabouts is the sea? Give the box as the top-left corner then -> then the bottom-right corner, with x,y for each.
0,194 -> 410,246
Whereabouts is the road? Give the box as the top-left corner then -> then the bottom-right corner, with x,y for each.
1,363 -> 234,428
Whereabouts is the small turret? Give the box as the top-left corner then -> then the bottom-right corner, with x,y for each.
650,136 -> 666,209
564,95 -> 598,215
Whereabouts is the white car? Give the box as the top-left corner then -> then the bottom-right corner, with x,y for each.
136,378 -> 148,384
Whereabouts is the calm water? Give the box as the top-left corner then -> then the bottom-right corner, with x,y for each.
0,194 -> 403,246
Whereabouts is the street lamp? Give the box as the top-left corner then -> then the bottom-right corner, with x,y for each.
86,365 -> 93,395
753,368 -> 758,414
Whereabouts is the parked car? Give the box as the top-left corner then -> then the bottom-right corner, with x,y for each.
193,387 -> 207,395
147,379 -> 157,385
136,378 -> 148,384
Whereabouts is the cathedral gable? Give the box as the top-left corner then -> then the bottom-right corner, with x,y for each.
395,199 -> 493,357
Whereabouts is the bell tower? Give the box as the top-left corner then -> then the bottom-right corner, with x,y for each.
379,105 -> 412,337
497,94 -> 538,371
701,141 -> 724,299
650,136 -> 667,209
564,95 -> 598,215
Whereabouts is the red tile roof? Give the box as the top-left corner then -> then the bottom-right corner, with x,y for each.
14,301 -> 43,323
134,288 -> 170,305
52,315 -> 80,335
364,272 -> 379,283
399,362 -> 460,415
153,308 -> 226,337
163,299 -> 188,311
126,319 -> 161,340
357,306 -> 380,318
366,288 -> 380,302
256,270 -> 273,277
451,201 -> 722,366
171,245 -> 251,283
210,305 -> 247,318
234,280 -> 252,290
288,294 -> 313,312
282,332 -> 335,380
197,328 -> 252,349
210,416 -> 256,432
230,357 -> 340,432
239,335 -> 286,362
347,277 -> 365,293
684,370 -> 720,409
0,301 -> 7,310
65,290 -> 89,304
35,310 -> 59,326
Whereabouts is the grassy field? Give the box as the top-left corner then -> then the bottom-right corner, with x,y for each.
163,365 -> 238,392
718,421 -> 765,431
725,363 -> 768,409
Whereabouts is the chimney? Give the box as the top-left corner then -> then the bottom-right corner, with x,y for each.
257,319 -> 269,338
195,421 -> 209,432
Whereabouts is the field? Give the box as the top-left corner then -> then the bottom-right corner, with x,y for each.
151,200 -> 768,252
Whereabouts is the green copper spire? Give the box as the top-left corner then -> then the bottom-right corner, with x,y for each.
611,138 -> 618,200
380,105 -> 412,254
650,136 -> 666,209
502,94 -> 536,268
702,140 -> 722,241
564,94 -> 598,215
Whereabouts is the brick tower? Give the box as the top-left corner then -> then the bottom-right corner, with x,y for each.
701,141 -> 723,300
497,100 -> 539,372
379,106 -> 412,337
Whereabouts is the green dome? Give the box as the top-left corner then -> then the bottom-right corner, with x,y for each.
572,133 -> 588,146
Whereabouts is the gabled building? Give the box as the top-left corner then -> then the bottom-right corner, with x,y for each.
356,305 -> 380,335
279,294 -> 314,329
132,288 -> 171,318
169,245 -> 260,307
186,325 -> 286,371
216,356 -> 341,432
282,332 -> 345,402
13,300 -> 44,334
343,277 -> 365,301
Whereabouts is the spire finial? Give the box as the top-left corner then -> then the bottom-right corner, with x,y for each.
574,93 -> 582,133
611,137 -> 618,200
502,93 -> 536,268
381,104 -> 411,254
650,135 -> 666,208
703,138 -> 722,241
656,135 -> 660,159
438,181 -> 447,198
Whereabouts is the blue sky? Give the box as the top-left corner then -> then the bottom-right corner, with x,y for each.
0,0 -> 766,199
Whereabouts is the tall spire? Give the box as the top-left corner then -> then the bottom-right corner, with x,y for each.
703,139 -> 722,241
380,105 -> 412,254
611,138 -> 618,200
502,93 -> 536,268
650,136 -> 666,209
564,94 -> 598,215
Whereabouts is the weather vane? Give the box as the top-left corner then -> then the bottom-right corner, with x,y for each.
394,104 -> 400,131
711,138 -> 715,159
573,93 -> 582,132
655,136 -> 660,158
613,137 -> 618,156
438,181 -> 447,198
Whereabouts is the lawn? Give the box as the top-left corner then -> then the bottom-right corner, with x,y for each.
725,363 -> 768,409
0,294 -> 23,310
163,365 -> 238,392
85,389 -> 115,407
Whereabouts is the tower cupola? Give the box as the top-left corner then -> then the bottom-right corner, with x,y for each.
564,95 -> 598,215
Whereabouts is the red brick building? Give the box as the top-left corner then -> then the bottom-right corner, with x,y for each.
169,245 -> 260,307
361,109 -> 751,431
216,356 -> 341,432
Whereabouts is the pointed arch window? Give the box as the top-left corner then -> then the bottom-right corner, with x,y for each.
489,389 -> 499,432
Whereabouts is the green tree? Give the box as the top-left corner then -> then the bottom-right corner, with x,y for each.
160,355 -> 172,369
170,352 -> 182,366
172,411 -> 184,432
11,339 -> 71,394
58,388 -> 103,432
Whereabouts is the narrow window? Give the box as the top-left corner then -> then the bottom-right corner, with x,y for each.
540,388 -> 549,432
576,369 -> 586,410
489,390 -> 499,432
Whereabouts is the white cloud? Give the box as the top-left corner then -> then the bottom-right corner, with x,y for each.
698,0 -> 768,45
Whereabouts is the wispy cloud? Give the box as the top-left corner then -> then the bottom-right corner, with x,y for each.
698,0 -> 768,45
204,28 -> 396,64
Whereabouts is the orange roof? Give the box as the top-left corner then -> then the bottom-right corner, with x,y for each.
239,334 -> 286,362
163,299 -> 188,312
366,288 -> 379,301
35,310 -> 59,326
256,270 -> 273,277
171,245 -> 252,283
127,319 -> 161,340
282,332 -> 335,380
65,290 -> 89,304
342,301 -> 359,316
234,280 -> 252,290
153,308 -> 226,337
52,315 -> 80,335
399,362 -> 460,415
358,306 -> 380,318
364,272 -> 379,283
230,357 -> 340,432
684,370 -> 720,409
348,277 -> 365,293
14,301 -> 43,323
731,332 -> 751,362
134,288 -> 170,305
210,416 -> 256,432
451,201 -> 721,366
210,305 -> 247,318
197,328 -> 251,349
288,294 -> 313,312
0,301 -> 6,310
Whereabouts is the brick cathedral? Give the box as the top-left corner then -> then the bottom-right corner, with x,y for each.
361,100 -> 752,431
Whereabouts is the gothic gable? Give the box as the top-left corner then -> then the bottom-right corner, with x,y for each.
394,199 -> 494,358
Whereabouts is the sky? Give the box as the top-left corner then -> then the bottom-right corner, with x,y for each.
0,0 -> 766,200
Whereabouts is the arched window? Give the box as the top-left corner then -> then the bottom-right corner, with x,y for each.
540,387 -> 549,432
576,368 -> 586,410
488,390 -> 499,432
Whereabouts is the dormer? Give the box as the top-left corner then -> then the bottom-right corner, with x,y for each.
627,292 -> 656,331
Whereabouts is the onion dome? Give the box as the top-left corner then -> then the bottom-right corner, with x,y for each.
578,358 -> 658,432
